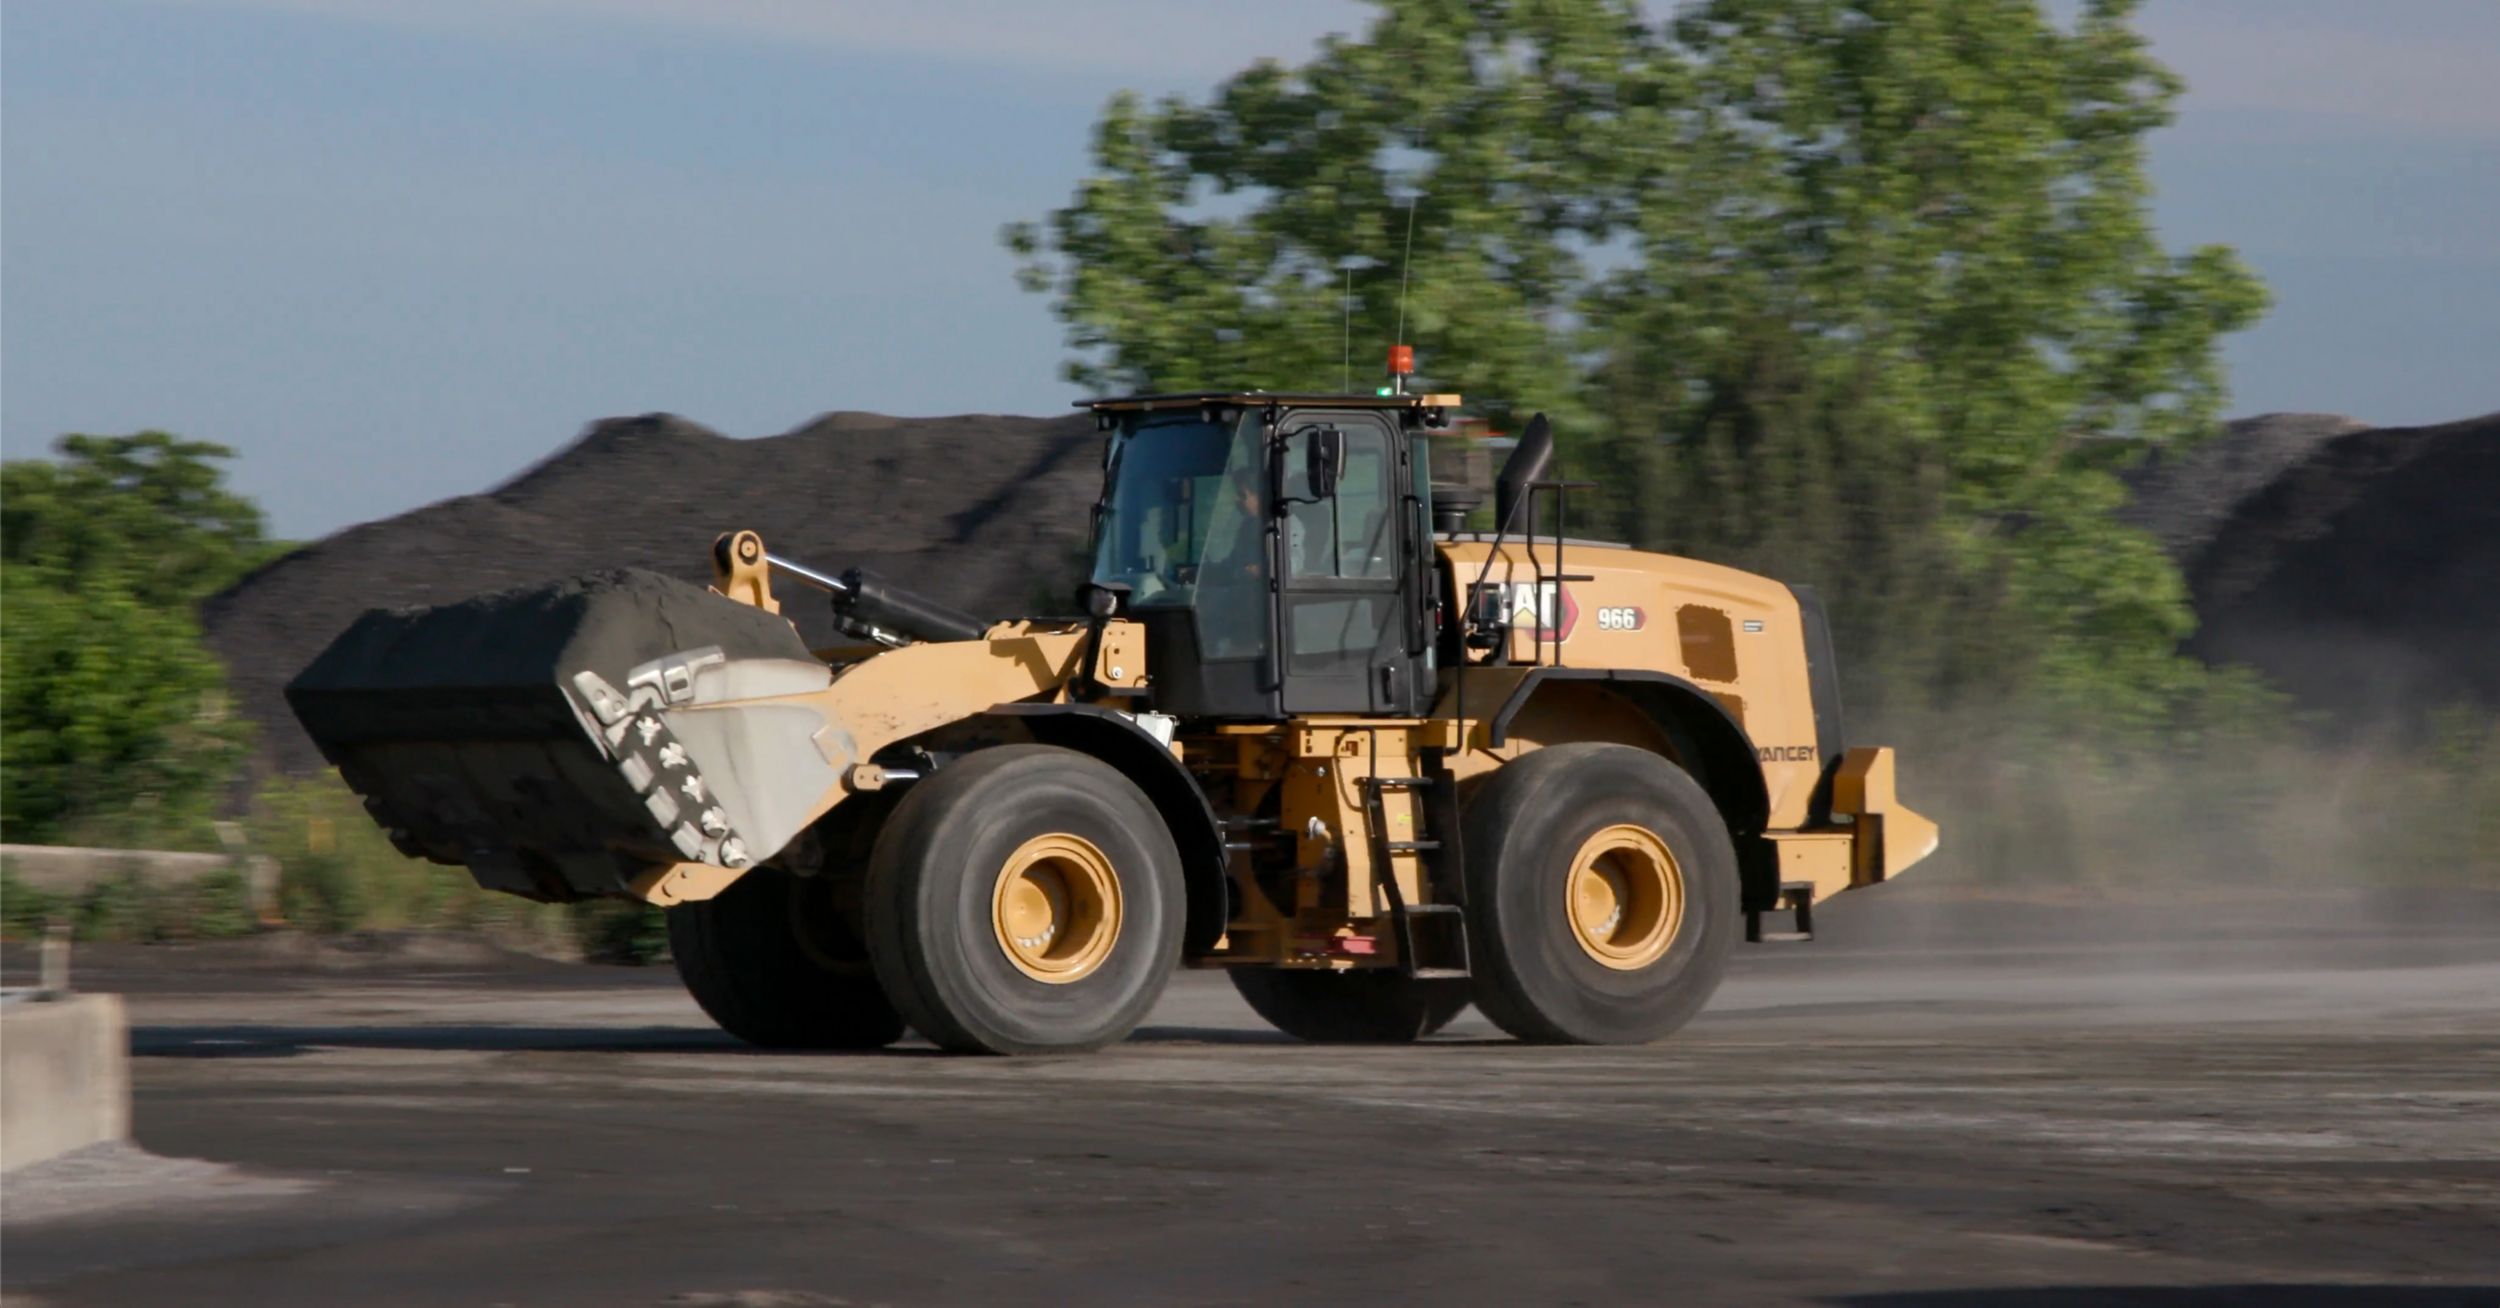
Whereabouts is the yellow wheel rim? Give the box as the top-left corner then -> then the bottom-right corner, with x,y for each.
1564,823 -> 1684,971
990,832 -> 1123,984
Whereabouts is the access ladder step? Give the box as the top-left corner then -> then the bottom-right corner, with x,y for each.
1385,840 -> 1441,853
1745,880 -> 1818,943
1390,902 -> 1470,979
1364,776 -> 1434,788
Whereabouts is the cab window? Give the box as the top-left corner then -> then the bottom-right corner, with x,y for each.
1279,424 -> 1394,581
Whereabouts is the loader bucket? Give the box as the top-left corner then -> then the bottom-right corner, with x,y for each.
286,568 -> 846,901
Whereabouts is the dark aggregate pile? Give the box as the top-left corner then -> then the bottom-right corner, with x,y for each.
285,567 -> 816,756
208,405 -> 2498,779
2118,413 -> 2371,559
2125,411 -> 2500,727
206,411 -> 1102,778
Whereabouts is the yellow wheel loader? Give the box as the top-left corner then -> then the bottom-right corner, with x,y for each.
288,377 -> 1936,1054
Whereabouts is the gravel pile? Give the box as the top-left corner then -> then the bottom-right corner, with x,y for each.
204,411 -> 1102,778
2129,411 -> 2500,726
2119,412 -> 2371,559
206,405 -> 2499,776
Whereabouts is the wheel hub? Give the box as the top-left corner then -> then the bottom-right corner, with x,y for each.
1564,823 -> 1684,971
990,832 -> 1122,983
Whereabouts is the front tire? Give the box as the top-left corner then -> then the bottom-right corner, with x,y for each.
1461,743 -> 1738,1045
864,745 -> 1185,1055
1228,968 -> 1472,1043
668,865 -> 906,1050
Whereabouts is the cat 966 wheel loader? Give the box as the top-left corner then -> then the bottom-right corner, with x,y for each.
288,365 -> 1936,1054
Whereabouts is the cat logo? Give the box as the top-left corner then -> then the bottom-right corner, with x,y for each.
1496,580 -> 1579,641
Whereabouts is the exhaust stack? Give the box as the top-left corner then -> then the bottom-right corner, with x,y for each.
1495,412 -> 1555,531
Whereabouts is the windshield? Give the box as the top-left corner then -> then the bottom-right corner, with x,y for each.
1090,413 -> 1264,608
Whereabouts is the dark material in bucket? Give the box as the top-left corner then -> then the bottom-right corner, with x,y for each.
289,569 -> 811,747
286,569 -> 814,899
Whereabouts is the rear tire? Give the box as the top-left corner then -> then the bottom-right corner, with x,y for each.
1461,743 -> 1737,1045
668,865 -> 906,1050
865,745 -> 1184,1055
1228,968 -> 1472,1043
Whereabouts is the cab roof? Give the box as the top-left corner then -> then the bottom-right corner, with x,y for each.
1079,390 -> 1463,413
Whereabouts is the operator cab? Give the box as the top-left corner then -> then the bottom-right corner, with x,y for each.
1080,390 -> 1461,720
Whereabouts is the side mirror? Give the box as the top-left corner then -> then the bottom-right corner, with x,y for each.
1080,582 -> 1125,619
1465,582 -> 1510,650
1304,427 -> 1344,500
1272,426 -> 1344,510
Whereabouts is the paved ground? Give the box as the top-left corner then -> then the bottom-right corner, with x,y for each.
5,885 -> 2497,1306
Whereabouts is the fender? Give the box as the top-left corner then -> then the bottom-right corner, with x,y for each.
983,703 -> 1230,957
1484,667 -> 1777,911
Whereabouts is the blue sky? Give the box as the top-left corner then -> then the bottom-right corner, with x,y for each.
5,0 -> 2495,539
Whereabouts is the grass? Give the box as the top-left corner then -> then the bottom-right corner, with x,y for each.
2,775 -> 668,963
6,711 -> 2492,958
1893,706 -> 2500,891
0,858 -> 259,945
246,774 -> 669,962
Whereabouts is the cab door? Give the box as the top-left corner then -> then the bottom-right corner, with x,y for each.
1274,411 -> 1425,714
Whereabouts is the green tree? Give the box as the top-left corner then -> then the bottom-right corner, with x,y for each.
2,434 -> 264,843
1005,0 -> 1662,431
1592,0 -> 2266,723
1007,0 -> 2266,728
3,431 -> 274,604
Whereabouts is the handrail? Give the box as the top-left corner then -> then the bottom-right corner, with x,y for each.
1452,475 -> 1597,754
764,553 -> 854,597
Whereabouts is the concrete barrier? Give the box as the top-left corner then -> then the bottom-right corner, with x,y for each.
0,842 -> 280,919
1,991 -> 131,1171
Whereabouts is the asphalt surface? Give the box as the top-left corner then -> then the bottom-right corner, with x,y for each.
4,885 -> 2496,1306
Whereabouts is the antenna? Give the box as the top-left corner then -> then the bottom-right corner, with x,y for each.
1393,193 -> 1419,350
1342,266 -> 1352,392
